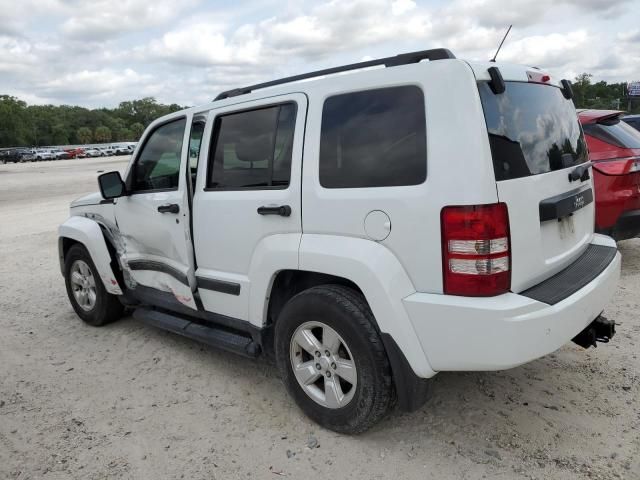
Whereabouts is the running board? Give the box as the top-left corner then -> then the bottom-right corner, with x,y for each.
133,308 -> 260,358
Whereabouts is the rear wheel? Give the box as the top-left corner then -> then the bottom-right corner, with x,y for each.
64,244 -> 123,326
275,285 -> 393,434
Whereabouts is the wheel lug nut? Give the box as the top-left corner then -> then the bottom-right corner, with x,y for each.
331,362 -> 336,370
324,350 -> 330,356
315,351 -> 321,357
326,371 -> 332,378
316,363 -> 321,370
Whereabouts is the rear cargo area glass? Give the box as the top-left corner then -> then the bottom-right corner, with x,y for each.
478,82 -> 588,181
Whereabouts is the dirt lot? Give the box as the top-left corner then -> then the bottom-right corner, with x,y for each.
0,157 -> 638,480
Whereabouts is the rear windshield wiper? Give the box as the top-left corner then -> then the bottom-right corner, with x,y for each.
568,161 -> 593,182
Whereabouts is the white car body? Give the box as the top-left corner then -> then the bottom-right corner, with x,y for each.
58,51 -> 620,413
92,146 -> 114,156
83,148 -> 102,157
35,149 -> 55,160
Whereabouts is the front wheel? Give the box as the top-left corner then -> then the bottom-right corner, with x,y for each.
64,244 -> 123,326
275,285 -> 394,434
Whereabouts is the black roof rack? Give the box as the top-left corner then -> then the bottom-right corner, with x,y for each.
214,48 -> 455,101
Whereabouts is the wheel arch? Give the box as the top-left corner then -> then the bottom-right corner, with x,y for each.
261,234 -> 436,408
58,216 -> 123,295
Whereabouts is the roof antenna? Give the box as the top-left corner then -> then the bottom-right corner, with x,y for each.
490,25 -> 512,63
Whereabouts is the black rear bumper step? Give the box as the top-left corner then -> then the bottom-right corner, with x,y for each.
521,244 -> 617,305
133,308 -> 260,358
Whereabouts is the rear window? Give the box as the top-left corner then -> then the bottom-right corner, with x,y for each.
478,81 -> 588,181
319,86 -> 426,188
583,118 -> 640,149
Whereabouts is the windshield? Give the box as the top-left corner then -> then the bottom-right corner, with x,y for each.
478,81 -> 588,181
582,118 -> 640,149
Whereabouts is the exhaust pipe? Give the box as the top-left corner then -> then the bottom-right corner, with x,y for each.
572,315 -> 616,349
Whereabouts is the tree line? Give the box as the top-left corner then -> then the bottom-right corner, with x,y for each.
1,72 -> 639,149
0,96 -> 183,148
570,73 -> 639,112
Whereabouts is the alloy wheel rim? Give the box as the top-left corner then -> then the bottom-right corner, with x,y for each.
289,321 -> 357,409
70,260 -> 97,311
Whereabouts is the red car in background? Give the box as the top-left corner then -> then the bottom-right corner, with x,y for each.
578,109 -> 640,240
64,147 -> 87,158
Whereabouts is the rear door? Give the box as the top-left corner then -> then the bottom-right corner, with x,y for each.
192,94 -> 305,321
478,79 -> 594,292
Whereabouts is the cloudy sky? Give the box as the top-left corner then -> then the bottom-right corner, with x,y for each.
1,0 -> 638,108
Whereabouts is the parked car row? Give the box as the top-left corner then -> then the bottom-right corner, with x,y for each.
0,144 -> 136,163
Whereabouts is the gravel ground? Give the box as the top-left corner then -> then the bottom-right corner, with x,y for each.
1,157 -> 638,480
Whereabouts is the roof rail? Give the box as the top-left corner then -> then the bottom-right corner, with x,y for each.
214,48 -> 455,101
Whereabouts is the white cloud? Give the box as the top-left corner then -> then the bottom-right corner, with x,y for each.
39,68 -> 151,96
391,0 -> 416,15
498,30 -> 590,68
60,0 -> 198,39
0,0 -> 637,107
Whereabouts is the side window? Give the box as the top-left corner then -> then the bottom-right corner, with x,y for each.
319,86 -> 426,188
131,118 -> 186,192
207,103 -> 297,189
188,120 -> 205,189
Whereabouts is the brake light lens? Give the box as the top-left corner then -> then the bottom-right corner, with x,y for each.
527,70 -> 551,84
441,203 -> 511,296
592,157 -> 640,175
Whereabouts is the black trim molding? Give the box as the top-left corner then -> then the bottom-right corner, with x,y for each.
197,276 -> 241,296
539,186 -> 594,222
128,259 -> 189,285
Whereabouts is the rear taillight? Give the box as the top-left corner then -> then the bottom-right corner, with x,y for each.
441,203 -> 511,296
593,157 -> 640,175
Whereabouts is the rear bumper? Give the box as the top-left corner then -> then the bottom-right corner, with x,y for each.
403,237 -> 621,374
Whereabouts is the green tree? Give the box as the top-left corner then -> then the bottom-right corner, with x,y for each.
572,73 -> 593,107
77,126 -> 93,144
51,123 -> 69,145
572,73 -> 634,111
120,128 -> 134,141
0,96 -> 30,147
130,122 -> 144,139
94,125 -> 112,143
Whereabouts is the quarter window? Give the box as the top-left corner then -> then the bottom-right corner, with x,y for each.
207,103 -> 297,189
131,118 -> 186,192
319,86 -> 427,188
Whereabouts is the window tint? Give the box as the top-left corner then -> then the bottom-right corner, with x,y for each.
319,86 -> 426,188
131,118 -> 186,191
188,120 -> 205,189
478,82 -> 588,181
583,119 -> 640,149
207,103 -> 297,189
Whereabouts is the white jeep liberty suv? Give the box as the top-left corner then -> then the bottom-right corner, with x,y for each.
58,49 -> 621,433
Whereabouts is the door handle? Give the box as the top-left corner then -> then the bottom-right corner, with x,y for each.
157,203 -> 180,214
257,205 -> 291,217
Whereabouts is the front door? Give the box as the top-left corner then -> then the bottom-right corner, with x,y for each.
115,116 -> 197,309
192,94 -> 306,322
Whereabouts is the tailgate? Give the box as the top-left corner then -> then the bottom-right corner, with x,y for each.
478,79 -> 594,292
497,171 -> 594,291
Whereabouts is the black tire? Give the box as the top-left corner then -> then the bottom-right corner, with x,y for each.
275,285 -> 393,434
64,244 -> 124,326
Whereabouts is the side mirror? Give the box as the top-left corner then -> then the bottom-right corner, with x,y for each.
98,171 -> 125,199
